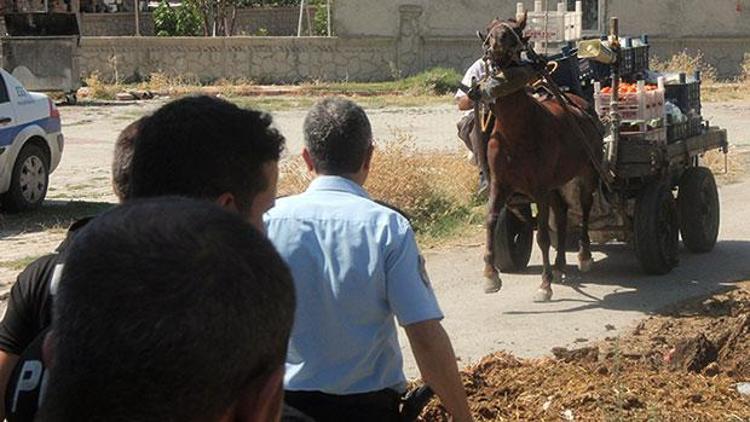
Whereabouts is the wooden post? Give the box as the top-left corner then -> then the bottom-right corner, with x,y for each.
326,0 -> 331,36
297,0 -> 305,37
134,0 -> 140,36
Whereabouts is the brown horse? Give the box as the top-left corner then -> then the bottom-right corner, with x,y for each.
479,14 -> 603,301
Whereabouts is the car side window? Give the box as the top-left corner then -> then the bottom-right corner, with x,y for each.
0,74 -> 10,104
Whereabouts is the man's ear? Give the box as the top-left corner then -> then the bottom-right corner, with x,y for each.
215,192 -> 238,213
302,148 -> 316,173
362,144 -> 374,172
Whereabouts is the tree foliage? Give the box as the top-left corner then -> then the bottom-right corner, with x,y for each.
154,0 -> 202,36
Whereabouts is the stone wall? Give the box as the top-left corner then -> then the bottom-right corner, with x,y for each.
59,1 -> 750,83
80,36 -> 396,83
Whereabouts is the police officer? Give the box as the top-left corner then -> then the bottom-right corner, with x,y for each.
265,97 -> 473,422
0,95 -> 288,421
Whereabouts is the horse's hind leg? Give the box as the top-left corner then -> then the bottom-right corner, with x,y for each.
578,171 -> 596,272
550,190 -> 568,284
535,193 -> 554,302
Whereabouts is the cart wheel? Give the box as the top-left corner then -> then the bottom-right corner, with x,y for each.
634,182 -> 679,275
678,167 -> 719,253
493,204 -> 534,272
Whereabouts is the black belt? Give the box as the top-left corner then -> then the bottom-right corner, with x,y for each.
284,389 -> 401,422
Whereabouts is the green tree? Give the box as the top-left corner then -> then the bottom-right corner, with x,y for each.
154,0 -> 202,36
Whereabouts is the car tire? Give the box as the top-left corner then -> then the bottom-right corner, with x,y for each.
2,143 -> 49,213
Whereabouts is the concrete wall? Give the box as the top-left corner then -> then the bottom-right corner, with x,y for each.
333,0 -> 517,38
80,36 -> 396,83
334,0 -> 750,78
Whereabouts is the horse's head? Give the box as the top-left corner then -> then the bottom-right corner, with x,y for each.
478,13 -> 530,69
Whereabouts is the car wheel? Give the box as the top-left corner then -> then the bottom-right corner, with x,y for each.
2,143 -> 49,213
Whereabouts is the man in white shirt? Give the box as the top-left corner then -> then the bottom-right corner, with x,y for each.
455,58 -> 491,194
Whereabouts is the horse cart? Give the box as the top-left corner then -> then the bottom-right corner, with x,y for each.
484,16 -> 728,285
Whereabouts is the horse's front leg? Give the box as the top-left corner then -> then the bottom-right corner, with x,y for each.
550,190 -> 568,284
483,182 -> 509,293
535,193 -> 554,302
483,136 -> 508,293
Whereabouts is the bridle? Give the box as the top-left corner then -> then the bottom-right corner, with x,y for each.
483,21 -> 527,67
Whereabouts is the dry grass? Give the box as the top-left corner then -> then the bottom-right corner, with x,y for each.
82,71 -> 121,100
703,148 -> 746,185
651,51 -> 750,102
278,132 -> 482,242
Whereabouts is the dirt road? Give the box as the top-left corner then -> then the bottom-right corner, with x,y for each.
1,99 -> 748,378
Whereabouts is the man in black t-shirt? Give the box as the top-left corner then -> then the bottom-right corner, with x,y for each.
37,197 -> 296,422
0,116 -> 143,421
0,96 -> 288,421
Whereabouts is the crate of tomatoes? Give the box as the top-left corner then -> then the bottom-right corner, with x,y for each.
594,79 -> 665,122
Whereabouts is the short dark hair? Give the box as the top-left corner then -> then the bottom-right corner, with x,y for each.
111,117 -> 143,202
128,96 -> 285,211
39,197 -> 296,422
303,97 -> 372,175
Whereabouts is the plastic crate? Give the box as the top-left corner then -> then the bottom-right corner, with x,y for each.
521,1 -> 582,44
585,35 -> 650,82
594,79 -> 666,122
632,45 -> 649,74
664,73 -> 701,114
547,49 -> 583,96
666,114 -> 703,143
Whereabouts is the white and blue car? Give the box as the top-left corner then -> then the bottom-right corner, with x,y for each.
0,68 -> 64,212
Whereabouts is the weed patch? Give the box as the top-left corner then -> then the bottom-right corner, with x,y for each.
278,132 -> 479,243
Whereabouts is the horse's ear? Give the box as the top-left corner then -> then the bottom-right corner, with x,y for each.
477,30 -> 486,41
517,11 -> 528,31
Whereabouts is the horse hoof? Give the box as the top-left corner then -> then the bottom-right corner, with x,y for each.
483,275 -> 502,294
534,288 -> 553,302
578,257 -> 594,273
552,269 -> 565,284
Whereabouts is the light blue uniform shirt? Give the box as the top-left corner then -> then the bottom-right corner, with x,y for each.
265,176 -> 443,395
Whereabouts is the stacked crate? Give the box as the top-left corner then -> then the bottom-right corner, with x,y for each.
594,78 -> 667,144
587,36 -> 650,83
520,1 -> 583,52
663,72 -> 704,142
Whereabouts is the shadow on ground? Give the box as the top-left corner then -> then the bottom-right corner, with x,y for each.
0,200 -> 114,239
504,240 -> 750,317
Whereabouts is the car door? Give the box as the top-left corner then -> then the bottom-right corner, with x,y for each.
0,71 -> 19,153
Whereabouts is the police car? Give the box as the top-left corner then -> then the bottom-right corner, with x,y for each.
0,68 -> 63,212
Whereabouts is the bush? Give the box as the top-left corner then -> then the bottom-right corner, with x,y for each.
278,132 -> 479,236
400,67 -> 463,95
650,51 -> 717,83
